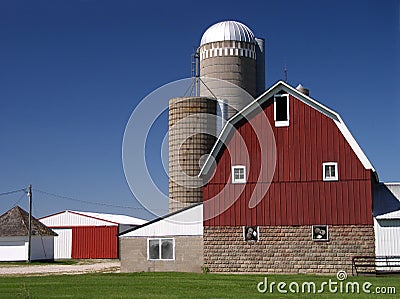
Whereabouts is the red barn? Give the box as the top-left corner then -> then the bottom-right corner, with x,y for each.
200,81 -> 376,274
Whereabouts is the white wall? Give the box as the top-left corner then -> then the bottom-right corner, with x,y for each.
0,237 -> 27,261
31,236 -> 55,261
0,236 -> 55,261
374,218 -> 400,256
52,228 -> 72,259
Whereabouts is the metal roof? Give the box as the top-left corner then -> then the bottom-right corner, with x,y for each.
200,20 -> 255,46
374,183 -> 400,219
72,211 -> 147,225
40,210 -> 147,227
119,203 -> 203,237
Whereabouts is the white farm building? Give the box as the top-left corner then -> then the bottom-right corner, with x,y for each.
0,206 -> 57,262
40,210 -> 146,259
374,183 -> 400,257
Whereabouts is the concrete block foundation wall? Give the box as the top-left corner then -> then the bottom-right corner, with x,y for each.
203,226 -> 375,274
120,236 -> 203,273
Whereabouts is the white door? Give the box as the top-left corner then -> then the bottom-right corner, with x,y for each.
52,228 -> 72,259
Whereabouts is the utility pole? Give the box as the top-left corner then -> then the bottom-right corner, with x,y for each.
27,184 -> 32,263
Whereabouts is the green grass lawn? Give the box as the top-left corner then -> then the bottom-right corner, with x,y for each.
0,272 -> 398,298
0,260 -> 79,266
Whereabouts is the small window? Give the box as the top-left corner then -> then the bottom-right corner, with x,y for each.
274,94 -> 289,127
312,225 -> 329,241
243,226 -> 259,241
147,238 -> 175,260
232,165 -> 246,183
323,162 -> 338,181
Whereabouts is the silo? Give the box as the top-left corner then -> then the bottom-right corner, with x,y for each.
168,97 -> 217,213
168,21 -> 266,213
199,20 -> 265,118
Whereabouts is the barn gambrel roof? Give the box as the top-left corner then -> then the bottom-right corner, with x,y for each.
199,80 -> 375,176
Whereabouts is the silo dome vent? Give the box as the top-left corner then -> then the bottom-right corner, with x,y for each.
200,20 -> 255,46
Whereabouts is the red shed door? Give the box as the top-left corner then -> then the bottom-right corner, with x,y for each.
71,226 -> 118,259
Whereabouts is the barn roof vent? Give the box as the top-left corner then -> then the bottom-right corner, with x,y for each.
296,84 -> 310,96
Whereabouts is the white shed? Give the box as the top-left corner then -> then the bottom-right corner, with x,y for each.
0,206 -> 57,261
40,210 -> 146,259
374,183 -> 400,257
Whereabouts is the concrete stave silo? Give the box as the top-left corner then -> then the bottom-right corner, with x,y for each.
168,20 -> 266,213
168,97 -> 217,212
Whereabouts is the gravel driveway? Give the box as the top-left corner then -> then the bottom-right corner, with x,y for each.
0,260 -> 120,276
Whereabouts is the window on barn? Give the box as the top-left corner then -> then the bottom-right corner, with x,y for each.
274,94 -> 289,127
312,225 -> 329,241
322,162 -> 338,181
232,165 -> 246,183
243,226 -> 259,242
147,238 -> 175,260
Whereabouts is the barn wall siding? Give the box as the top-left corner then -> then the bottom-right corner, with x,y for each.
204,180 -> 373,226
204,225 -> 375,274
71,226 -> 118,259
203,95 -> 374,226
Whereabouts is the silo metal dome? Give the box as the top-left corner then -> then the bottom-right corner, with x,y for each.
200,20 -> 255,46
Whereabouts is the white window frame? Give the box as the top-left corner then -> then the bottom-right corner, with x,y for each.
232,165 -> 246,184
312,225 -> 329,242
274,94 -> 289,127
322,162 -> 338,181
147,238 -> 175,261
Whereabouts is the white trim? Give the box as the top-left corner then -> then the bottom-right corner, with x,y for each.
199,81 -> 375,177
312,225 -> 329,242
333,115 -> 375,173
323,162 -> 338,181
232,165 -> 246,184
147,238 -> 175,261
199,46 -> 256,60
274,94 -> 290,127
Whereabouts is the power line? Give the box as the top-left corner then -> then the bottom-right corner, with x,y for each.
12,192 -> 27,207
33,188 -> 167,212
0,188 -> 26,197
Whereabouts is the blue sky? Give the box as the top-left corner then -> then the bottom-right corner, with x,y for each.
0,0 -> 399,219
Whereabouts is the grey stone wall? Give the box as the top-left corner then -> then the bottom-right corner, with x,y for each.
203,226 -> 375,274
120,236 -> 203,273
